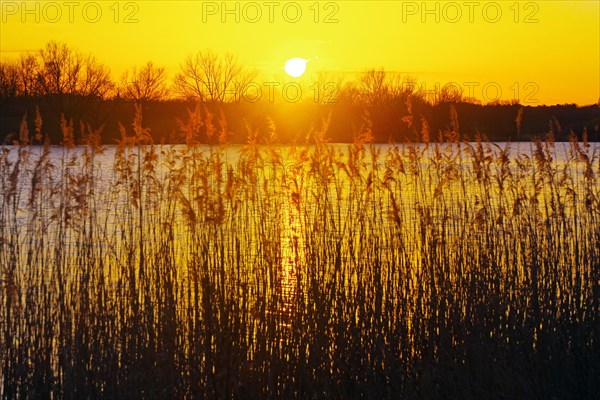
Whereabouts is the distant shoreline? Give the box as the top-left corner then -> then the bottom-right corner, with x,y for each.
1,98 -> 598,145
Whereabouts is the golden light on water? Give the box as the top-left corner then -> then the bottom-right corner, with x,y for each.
275,190 -> 303,328
0,0 -> 599,396
1,126 -> 599,396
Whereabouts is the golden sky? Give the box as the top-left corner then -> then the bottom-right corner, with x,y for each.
1,0 -> 599,105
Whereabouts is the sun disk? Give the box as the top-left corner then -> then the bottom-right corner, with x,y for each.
284,58 -> 307,78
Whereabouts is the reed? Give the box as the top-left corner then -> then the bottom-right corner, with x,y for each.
1,106 -> 598,399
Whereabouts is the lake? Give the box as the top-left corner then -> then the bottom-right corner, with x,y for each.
1,140 -> 599,398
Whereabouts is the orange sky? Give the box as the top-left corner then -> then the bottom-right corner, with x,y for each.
1,0 -> 599,105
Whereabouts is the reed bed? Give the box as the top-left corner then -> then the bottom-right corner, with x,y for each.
1,107 -> 599,399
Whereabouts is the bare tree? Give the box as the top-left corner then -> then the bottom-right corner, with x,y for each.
0,61 -> 20,99
18,54 -> 39,97
308,71 -> 346,104
121,61 -> 169,102
0,55 -> 42,99
340,70 -> 416,106
32,41 -> 114,133
388,74 -> 416,100
437,83 -> 463,104
358,68 -> 390,106
36,41 -> 112,98
174,51 -> 256,102
77,55 -> 113,98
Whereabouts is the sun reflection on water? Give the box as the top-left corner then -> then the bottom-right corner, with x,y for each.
274,190 -> 304,330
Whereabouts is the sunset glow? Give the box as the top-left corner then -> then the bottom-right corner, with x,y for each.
1,1 -> 598,105
1,2 -> 599,398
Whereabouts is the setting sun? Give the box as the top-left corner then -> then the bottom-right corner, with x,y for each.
284,58 -> 308,78
0,1 -> 598,398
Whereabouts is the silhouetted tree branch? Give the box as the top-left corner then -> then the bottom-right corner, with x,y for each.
36,41 -> 112,98
0,62 -> 19,99
173,51 -> 256,102
121,61 -> 169,102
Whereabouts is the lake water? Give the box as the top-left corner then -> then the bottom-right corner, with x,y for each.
1,140 -> 598,397
2,140 -> 597,301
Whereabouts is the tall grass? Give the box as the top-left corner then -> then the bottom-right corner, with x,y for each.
1,106 -> 599,399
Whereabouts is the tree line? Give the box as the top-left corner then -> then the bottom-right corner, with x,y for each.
0,41 -> 598,144
0,41 -> 462,104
